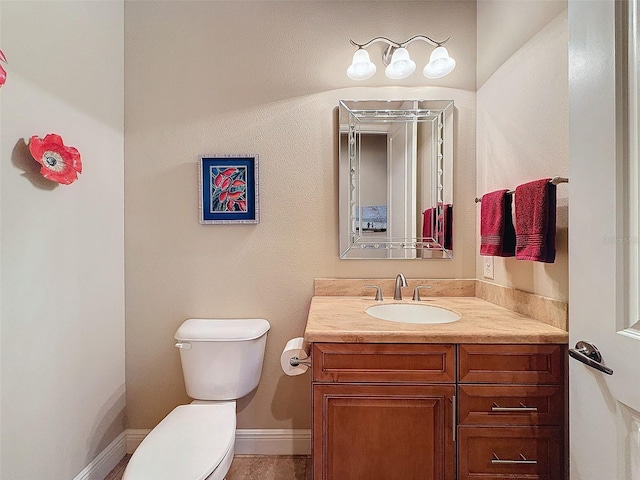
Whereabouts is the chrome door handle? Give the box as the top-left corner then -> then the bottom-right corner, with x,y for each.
568,341 -> 613,375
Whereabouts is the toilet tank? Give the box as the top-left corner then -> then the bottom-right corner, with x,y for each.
174,318 -> 270,400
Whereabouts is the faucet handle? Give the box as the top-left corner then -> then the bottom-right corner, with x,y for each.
412,285 -> 433,301
363,284 -> 384,302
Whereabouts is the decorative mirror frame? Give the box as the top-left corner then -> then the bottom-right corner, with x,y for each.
339,100 -> 454,259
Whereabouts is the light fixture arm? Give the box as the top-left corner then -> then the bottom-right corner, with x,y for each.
349,37 -> 401,50
403,35 -> 450,48
349,35 -> 449,50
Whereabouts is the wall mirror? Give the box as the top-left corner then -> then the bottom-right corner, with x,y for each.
339,100 -> 454,259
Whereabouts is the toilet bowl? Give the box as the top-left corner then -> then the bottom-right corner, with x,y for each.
123,318 -> 270,480
123,402 -> 235,480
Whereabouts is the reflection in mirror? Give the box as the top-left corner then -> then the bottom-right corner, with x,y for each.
339,100 -> 454,259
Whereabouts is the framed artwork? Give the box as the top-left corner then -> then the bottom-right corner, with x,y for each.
199,155 -> 259,224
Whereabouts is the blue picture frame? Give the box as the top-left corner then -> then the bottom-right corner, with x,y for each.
199,155 -> 259,224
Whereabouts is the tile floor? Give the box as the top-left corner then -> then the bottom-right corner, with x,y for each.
105,454 -> 312,480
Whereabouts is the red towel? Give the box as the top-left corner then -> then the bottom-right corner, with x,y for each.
436,204 -> 453,250
480,189 -> 516,256
422,208 -> 434,240
423,205 -> 453,249
515,179 -> 557,263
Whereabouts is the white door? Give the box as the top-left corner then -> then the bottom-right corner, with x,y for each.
569,1 -> 640,479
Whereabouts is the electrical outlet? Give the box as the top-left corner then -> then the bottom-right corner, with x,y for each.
483,257 -> 494,280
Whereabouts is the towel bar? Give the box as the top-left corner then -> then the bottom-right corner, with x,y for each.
474,176 -> 568,203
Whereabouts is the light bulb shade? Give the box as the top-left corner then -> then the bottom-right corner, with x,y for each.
384,48 -> 416,80
347,49 -> 377,80
423,46 -> 456,78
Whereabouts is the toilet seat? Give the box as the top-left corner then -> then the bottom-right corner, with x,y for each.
123,402 -> 236,480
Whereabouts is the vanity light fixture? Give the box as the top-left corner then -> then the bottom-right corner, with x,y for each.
347,35 -> 456,81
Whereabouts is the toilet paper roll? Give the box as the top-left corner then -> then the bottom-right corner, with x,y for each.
281,337 -> 309,376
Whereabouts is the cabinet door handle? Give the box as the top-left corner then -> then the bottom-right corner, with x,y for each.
491,402 -> 538,412
452,395 -> 456,442
491,453 -> 537,465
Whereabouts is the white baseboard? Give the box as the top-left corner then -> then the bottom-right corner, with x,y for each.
234,429 -> 311,455
73,431 -> 127,480
73,427 -> 312,479
125,428 -> 311,455
125,429 -> 151,454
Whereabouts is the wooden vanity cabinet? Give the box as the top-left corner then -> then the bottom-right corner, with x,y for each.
457,344 -> 567,480
311,343 -> 567,480
311,343 -> 456,480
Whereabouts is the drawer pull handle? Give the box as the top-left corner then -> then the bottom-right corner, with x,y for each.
491,453 -> 538,465
491,402 -> 538,413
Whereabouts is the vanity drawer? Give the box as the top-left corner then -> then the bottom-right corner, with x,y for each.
458,385 -> 564,426
458,344 -> 565,384
312,343 -> 455,383
458,426 -> 563,480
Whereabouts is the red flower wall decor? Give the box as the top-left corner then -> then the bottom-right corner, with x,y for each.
28,134 -> 82,185
0,49 -> 7,88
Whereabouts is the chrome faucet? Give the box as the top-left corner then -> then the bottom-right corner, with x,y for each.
394,273 -> 408,300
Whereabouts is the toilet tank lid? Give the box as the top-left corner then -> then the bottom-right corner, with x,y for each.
175,318 -> 270,341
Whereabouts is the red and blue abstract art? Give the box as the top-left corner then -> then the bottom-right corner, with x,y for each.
199,155 -> 259,224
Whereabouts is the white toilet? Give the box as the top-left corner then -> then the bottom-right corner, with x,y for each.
123,318 -> 271,480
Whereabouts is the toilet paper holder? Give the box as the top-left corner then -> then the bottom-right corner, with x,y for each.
289,357 -> 311,367
281,337 -> 310,376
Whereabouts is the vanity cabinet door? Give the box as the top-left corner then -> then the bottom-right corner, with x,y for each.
312,383 -> 455,480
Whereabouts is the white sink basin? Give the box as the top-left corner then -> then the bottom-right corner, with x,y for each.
366,303 -> 460,324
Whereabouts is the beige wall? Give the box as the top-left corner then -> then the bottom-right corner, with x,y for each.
477,0 -> 567,88
125,1 -> 477,430
476,2 -> 569,301
0,2 -> 125,479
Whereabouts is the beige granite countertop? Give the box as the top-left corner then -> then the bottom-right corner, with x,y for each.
304,296 -> 569,344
